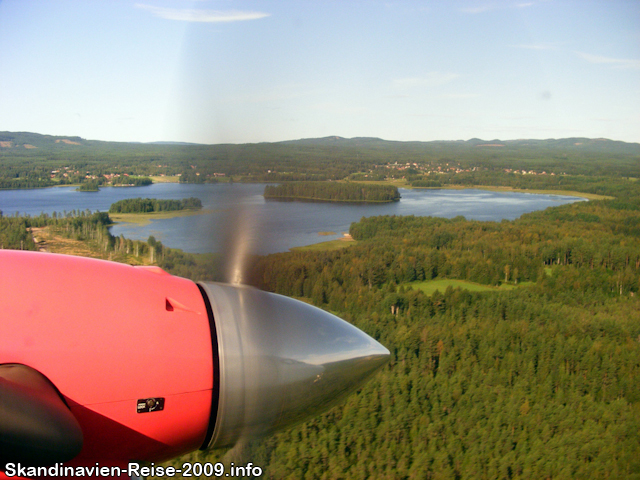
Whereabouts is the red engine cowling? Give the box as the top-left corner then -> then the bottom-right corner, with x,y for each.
0,250 -> 388,467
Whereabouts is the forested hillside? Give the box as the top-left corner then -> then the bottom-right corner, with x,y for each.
1,131 -> 638,189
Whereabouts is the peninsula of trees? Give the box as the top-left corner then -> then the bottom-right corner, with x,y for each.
264,182 -> 400,203
77,181 -> 99,192
108,197 -> 202,214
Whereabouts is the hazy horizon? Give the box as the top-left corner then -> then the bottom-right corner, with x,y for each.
3,130 -> 639,147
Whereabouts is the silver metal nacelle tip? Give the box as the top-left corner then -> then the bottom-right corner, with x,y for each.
199,283 -> 390,449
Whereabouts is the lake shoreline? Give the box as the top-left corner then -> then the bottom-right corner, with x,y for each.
0,178 -> 604,201
110,208 -> 212,226
341,179 -> 603,200
436,185 -> 606,200
264,195 -> 400,204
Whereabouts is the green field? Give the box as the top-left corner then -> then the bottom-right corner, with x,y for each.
409,278 -> 525,295
290,238 -> 357,252
149,175 -> 180,183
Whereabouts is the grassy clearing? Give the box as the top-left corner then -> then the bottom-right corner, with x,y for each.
408,278 -> 530,295
31,226 -> 148,264
290,237 -> 357,252
110,208 -> 212,226
149,175 -> 180,183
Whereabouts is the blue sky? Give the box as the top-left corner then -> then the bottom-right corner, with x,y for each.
0,0 -> 638,144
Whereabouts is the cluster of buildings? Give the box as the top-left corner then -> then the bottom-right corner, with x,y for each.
370,162 -> 561,177
373,162 -> 478,176
49,166 -> 78,179
49,168 -> 134,182
503,169 -> 556,176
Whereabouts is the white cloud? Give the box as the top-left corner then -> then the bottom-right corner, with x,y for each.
459,1 -> 547,14
393,73 -> 460,89
576,52 -> 640,70
135,4 -> 270,23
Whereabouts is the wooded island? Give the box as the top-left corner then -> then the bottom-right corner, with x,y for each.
264,182 -> 400,203
108,197 -> 202,214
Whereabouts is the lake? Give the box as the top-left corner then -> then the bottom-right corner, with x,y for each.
0,183 -> 585,254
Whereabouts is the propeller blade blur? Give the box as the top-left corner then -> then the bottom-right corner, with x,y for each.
215,187 -> 271,285
199,187 -> 389,449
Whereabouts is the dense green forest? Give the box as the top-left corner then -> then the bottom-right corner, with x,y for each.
223,194 -> 638,479
109,197 -> 202,214
264,182 -> 400,203
0,214 -> 37,250
1,131 -> 639,478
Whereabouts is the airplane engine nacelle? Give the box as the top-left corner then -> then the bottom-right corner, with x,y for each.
0,250 -> 388,466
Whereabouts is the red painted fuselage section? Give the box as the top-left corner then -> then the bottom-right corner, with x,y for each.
0,250 -> 213,463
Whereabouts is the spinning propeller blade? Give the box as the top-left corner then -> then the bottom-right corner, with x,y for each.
200,186 -> 389,448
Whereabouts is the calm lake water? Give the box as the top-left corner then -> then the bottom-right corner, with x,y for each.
0,183 -> 585,254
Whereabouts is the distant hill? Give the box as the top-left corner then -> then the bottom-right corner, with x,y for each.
2,130 -> 639,153
1,131 -> 638,180
279,135 -> 640,156
500,137 -> 640,155
279,136 -> 389,147
147,141 -> 200,146
0,131 -> 86,149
